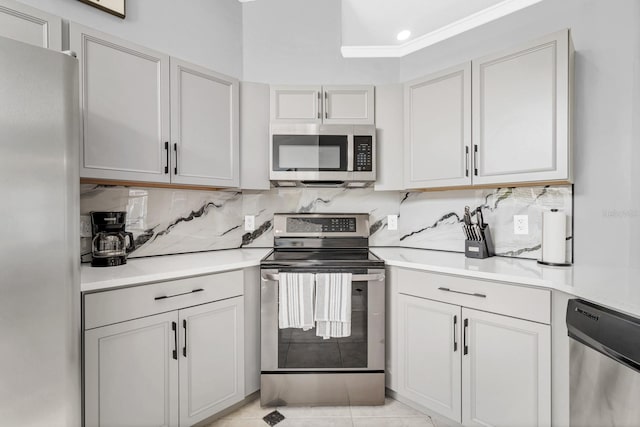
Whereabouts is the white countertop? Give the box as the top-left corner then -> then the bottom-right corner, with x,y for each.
81,248 -> 271,293
371,247 -> 640,318
81,247 -> 640,318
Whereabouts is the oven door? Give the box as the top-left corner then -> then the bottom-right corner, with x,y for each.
260,268 -> 385,372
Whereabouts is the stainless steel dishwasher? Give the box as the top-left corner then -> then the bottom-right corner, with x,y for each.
566,299 -> 640,427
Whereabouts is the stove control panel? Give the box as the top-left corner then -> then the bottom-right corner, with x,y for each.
274,213 -> 370,238
287,217 -> 356,233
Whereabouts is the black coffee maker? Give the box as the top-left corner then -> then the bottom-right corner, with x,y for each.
90,211 -> 135,267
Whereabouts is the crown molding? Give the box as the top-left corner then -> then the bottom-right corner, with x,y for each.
341,0 -> 543,58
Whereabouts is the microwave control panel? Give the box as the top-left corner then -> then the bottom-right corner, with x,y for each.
354,136 -> 373,172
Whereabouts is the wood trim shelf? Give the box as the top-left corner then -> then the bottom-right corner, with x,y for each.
413,180 -> 572,192
80,178 -> 233,192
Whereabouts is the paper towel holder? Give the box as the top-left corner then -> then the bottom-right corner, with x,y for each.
537,208 -> 571,267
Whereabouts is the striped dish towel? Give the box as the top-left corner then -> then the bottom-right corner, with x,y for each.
278,272 -> 315,330
315,272 -> 352,339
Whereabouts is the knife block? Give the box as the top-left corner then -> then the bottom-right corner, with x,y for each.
465,225 -> 495,259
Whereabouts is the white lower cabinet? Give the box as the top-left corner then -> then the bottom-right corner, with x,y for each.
462,308 -> 550,427
392,267 -> 551,427
84,311 -> 179,427
178,298 -> 244,426
397,294 -> 462,422
84,273 -> 245,427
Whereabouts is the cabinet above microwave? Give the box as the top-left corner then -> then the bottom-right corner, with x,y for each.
269,124 -> 376,187
270,85 -> 375,125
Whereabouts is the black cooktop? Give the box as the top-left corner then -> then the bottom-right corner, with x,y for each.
260,249 -> 385,270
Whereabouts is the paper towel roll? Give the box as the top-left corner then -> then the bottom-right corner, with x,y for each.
541,209 -> 567,264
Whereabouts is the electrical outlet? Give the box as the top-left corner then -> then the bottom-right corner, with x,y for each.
513,215 -> 529,235
387,215 -> 398,231
80,215 -> 92,237
244,215 -> 255,232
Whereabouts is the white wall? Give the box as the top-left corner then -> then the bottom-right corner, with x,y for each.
16,0 -> 243,77
242,0 -> 399,84
399,0 -> 640,269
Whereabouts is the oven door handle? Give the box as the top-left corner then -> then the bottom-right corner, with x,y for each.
261,272 -> 385,282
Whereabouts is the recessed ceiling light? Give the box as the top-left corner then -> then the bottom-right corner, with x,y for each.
396,30 -> 411,41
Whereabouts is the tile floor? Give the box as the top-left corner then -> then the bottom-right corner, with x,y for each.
206,397 -> 448,427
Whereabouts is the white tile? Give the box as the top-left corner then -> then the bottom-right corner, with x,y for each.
352,418 -> 434,427
278,417 -> 354,427
206,418 -> 268,427
277,405 -> 352,419
221,398 -> 273,419
350,398 -> 427,418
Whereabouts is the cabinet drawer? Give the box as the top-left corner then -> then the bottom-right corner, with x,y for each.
396,268 -> 550,324
84,270 -> 243,329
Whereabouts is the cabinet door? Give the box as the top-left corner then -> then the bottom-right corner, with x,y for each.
70,23 -> 171,183
397,294 -> 462,422
270,85 -> 322,123
179,297 -> 245,426
170,58 -> 239,187
405,62 -> 471,189
462,308 -> 551,427
323,85 -> 375,125
84,312 -> 179,427
472,30 -> 571,185
0,0 -> 61,50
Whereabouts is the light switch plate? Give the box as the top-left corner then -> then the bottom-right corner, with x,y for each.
387,215 -> 398,231
244,215 -> 255,232
513,215 -> 529,235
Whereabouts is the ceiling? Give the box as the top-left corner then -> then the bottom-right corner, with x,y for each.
340,0 -> 544,58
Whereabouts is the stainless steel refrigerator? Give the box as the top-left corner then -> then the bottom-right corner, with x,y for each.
0,35 -> 81,426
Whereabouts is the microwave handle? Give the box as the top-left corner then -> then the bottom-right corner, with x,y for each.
347,134 -> 354,172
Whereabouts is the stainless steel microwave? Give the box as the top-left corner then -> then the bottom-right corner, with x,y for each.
269,124 -> 376,186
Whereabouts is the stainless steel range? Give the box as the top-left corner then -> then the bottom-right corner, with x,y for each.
260,213 -> 385,407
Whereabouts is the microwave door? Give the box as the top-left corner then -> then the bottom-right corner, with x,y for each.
271,134 -> 350,181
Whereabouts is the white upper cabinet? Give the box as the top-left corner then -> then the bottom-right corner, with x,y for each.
170,58 -> 239,187
472,29 -> 573,185
70,23 -> 171,183
322,85 -> 375,125
71,24 -> 240,188
271,85 -> 322,123
405,62 -> 471,189
271,85 -> 375,125
0,0 -> 61,50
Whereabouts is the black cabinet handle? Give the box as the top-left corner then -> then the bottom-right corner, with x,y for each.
183,319 -> 188,358
453,315 -> 458,352
463,318 -> 469,355
438,287 -> 486,298
474,144 -> 479,176
164,141 -> 169,174
171,321 -> 177,360
324,91 -> 328,119
174,143 -> 178,175
465,146 -> 469,177
154,288 -> 204,301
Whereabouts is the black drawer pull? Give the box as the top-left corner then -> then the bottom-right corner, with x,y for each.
438,287 -> 486,298
154,288 -> 204,301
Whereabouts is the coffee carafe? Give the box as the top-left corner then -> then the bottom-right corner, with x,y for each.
90,211 -> 135,267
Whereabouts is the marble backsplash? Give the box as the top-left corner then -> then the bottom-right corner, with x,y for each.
80,184 -> 572,262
